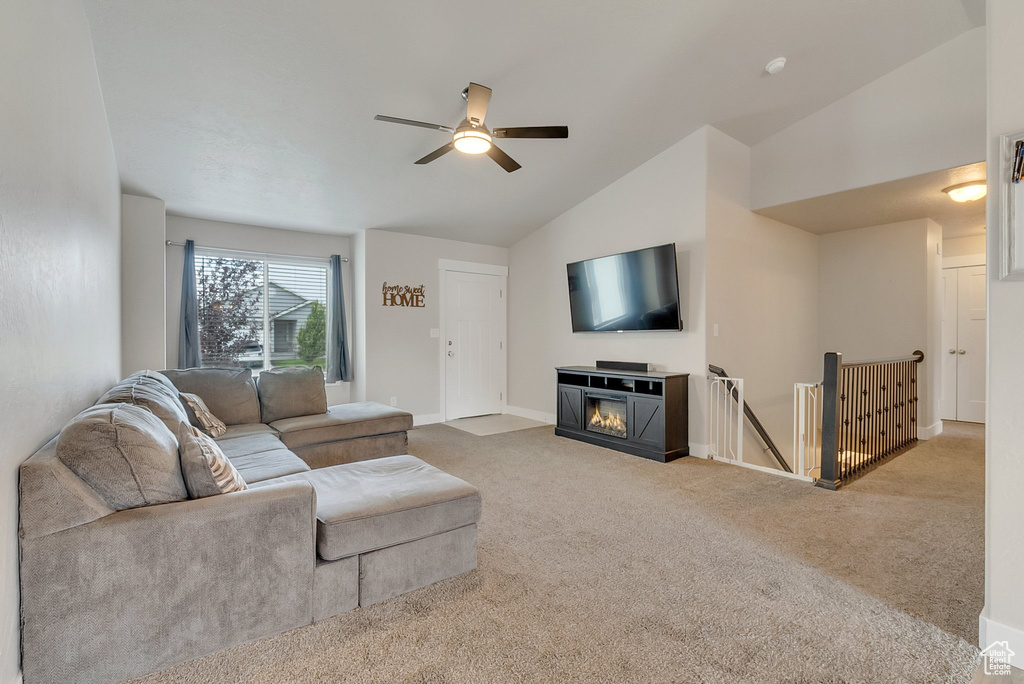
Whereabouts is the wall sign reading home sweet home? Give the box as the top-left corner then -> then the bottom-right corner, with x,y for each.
382,282 -> 426,307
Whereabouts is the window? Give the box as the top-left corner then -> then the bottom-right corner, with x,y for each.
195,251 -> 329,373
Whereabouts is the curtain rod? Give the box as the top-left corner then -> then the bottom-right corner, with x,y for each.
165,240 -> 348,262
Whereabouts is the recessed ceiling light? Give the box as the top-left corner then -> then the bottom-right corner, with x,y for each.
765,57 -> 786,75
942,181 -> 987,203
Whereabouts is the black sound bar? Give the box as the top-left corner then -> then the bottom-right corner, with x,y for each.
596,360 -> 653,372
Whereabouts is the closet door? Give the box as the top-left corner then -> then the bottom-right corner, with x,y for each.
956,265 -> 986,423
940,268 -> 959,421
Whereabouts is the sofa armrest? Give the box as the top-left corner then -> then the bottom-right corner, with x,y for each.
20,481 -> 317,684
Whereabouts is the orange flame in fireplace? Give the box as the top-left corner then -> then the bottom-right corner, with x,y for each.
589,407 -> 626,434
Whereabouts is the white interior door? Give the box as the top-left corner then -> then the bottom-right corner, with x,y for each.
940,268 -> 959,421
444,271 -> 505,420
956,265 -> 986,423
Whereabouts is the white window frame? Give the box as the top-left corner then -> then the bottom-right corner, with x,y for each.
195,246 -> 331,373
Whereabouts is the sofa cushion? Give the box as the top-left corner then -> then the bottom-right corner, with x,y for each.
179,392 -> 228,437
227,449 -> 311,483
270,402 -> 413,450
177,423 -> 247,498
216,433 -> 287,459
256,366 -> 328,424
125,369 -> 179,395
19,437 -> 114,540
161,368 -> 261,426
216,423 -> 278,440
97,375 -> 190,436
252,455 -> 481,560
56,403 -> 188,511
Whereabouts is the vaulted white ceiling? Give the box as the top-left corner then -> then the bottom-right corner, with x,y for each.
83,0 -> 982,246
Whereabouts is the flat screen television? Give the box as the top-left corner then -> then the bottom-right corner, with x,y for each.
567,243 -> 682,332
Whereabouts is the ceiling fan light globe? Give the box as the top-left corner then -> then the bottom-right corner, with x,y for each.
453,128 -> 492,155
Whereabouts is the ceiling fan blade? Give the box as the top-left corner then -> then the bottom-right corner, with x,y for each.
466,83 -> 492,126
486,144 -> 521,173
492,126 -> 569,139
375,115 -> 453,133
414,142 -> 454,165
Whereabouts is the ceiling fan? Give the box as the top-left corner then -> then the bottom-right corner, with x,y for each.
374,82 -> 568,173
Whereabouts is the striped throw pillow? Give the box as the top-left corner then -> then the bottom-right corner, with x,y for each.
177,423 -> 246,498
179,392 -> 228,438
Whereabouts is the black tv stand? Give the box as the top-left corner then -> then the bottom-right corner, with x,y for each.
554,366 -> 689,462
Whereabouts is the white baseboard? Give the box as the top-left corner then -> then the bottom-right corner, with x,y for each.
688,443 -> 710,459
980,611 -> 1024,655
503,405 -> 556,425
710,456 -> 814,482
918,421 -> 943,440
413,413 -> 444,426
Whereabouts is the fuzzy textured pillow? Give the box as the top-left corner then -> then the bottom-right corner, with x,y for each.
97,374 -> 190,436
57,403 -> 188,511
179,392 -> 228,438
177,423 -> 246,498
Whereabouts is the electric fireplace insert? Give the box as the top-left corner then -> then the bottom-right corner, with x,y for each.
555,365 -> 689,463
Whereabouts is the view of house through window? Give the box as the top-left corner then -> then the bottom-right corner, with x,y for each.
195,251 -> 329,372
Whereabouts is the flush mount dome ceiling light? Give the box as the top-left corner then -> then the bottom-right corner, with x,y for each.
373,82 -> 569,172
942,180 -> 987,203
765,57 -> 787,75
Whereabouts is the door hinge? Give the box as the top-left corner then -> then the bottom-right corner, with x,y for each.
500,392 -> 503,400
499,340 -> 503,349
500,289 -> 503,298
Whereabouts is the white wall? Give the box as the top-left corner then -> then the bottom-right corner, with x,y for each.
351,230 -> 367,402
944,234 -> 987,259
924,219 -> 943,436
121,194 -> 166,375
751,27 -> 986,209
705,128 -> 820,468
981,0 -> 1024,656
507,127 -> 709,451
0,3 -> 122,682
165,215 -> 353,404
817,219 -> 943,435
361,230 -> 508,423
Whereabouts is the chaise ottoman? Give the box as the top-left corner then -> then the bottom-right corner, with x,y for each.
251,453 -> 481,608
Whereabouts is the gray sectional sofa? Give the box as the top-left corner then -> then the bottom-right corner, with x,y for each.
19,368 -> 481,684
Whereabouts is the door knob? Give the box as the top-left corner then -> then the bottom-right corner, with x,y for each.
447,350 -> 455,358
958,349 -> 966,355
948,349 -> 956,354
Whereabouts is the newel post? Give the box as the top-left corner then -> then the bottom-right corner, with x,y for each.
816,352 -> 842,490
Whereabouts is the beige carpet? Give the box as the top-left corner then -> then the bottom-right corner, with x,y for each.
133,422 -> 984,683
443,413 -> 548,436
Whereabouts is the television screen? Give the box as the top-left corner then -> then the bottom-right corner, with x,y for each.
566,243 -> 682,332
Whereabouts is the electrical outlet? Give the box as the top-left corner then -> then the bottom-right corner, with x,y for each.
389,397 -> 397,407
430,328 -> 440,338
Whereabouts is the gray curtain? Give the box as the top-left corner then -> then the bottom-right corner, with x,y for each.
177,239 -> 202,369
326,254 -> 351,382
